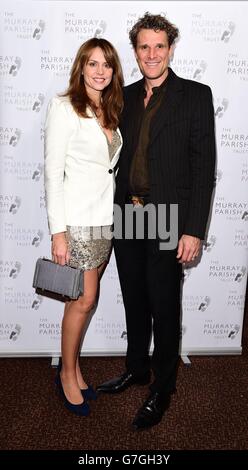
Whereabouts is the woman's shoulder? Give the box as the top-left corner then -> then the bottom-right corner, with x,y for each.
47,95 -> 77,120
48,95 -> 72,109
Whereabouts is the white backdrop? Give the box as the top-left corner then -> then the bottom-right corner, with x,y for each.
0,1 -> 247,357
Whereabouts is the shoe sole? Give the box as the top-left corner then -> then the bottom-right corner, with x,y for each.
131,417 -> 162,431
97,378 -> 150,394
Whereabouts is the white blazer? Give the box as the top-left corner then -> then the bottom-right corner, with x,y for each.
44,96 -> 122,234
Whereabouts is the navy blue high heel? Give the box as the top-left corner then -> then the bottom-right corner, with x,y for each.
81,385 -> 97,401
57,357 -> 62,372
57,358 -> 97,400
55,373 -> 90,416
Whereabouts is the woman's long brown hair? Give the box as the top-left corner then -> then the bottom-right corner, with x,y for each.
62,38 -> 124,129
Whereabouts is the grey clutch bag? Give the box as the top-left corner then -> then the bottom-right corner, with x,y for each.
33,258 -> 83,300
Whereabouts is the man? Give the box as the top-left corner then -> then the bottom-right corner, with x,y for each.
97,13 -> 216,430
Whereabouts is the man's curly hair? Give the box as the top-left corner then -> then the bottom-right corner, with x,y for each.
129,12 -> 179,49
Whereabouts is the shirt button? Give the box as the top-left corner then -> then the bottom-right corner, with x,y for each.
108,169 -> 113,174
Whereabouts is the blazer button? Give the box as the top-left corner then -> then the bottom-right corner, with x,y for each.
108,169 -> 113,174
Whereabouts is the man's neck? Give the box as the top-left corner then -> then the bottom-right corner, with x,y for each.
144,69 -> 169,95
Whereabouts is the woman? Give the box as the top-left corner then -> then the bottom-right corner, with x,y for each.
44,38 -> 123,416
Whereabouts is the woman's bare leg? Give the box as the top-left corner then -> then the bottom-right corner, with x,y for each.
75,261 -> 108,389
60,268 -> 98,404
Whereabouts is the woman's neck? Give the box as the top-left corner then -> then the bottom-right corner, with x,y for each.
85,86 -> 102,108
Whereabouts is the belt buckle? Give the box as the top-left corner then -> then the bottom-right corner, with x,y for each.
131,195 -> 144,207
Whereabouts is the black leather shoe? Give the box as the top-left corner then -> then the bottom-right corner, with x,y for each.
96,371 -> 150,394
132,391 -> 171,430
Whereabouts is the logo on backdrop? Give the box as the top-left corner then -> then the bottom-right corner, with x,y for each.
64,12 -> 107,40
122,56 -> 141,84
214,197 -> 248,221
40,189 -> 46,210
203,235 -> 216,253
227,291 -> 245,311
31,295 -> 43,310
0,195 -> 21,215
120,331 -> 127,340
4,288 -> 43,310
32,94 -> 45,112
9,324 -> 21,341
226,54 -> 248,82
31,230 -> 44,247
220,128 -> 248,154
228,324 -> 240,339
234,266 -> 246,283
214,98 -> 229,118
9,196 -> 21,214
183,295 -> 211,313
3,12 -> 45,40
203,320 -> 240,340
221,22 -> 235,43
33,20 -> 45,40
191,13 -> 235,43
126,12 -> 140,34
3,87 -> 45,113
125,11 -> 168,36
1,157 -> 44,182
240,162 -> 248,183
32,164 -> 44,182
0,323 -> 21,342
0,127 -> 21,147
0,56 -> 22,78
234,229 -> 248,249
170,57 -> 207,81
198,296 -> 211,312
94,20 -> 107,38
0,260 -> 21,279
40,51 -> 73,78
117,288 -> 123,305
39,318 -> 61,340
209,260 -> 246,283
94,316 -> 126,342
4,223 -> 45,247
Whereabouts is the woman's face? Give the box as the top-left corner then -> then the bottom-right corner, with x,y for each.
83,47 -> 113,98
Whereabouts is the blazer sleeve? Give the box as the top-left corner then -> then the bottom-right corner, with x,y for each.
44,97 -> 74,235
184,86 -> 216,239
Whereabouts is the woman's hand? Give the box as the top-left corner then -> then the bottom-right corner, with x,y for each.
52,232 -> 70,265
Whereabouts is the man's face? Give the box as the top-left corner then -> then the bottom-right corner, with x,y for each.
135,29 -> 172,83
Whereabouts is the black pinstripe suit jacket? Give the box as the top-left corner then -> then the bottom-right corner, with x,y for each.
115,68 -> 216,240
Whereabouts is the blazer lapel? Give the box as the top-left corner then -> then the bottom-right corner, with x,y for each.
149,69 -> 184,145
122,79 -> 144,159
110,128 -> 123,168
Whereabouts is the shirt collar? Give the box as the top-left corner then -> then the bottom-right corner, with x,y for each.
143,69 -> 170,97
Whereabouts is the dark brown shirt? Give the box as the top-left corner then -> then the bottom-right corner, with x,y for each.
129,74 -> 169,196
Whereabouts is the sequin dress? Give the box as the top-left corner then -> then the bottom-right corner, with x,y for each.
66,124 -> 121,271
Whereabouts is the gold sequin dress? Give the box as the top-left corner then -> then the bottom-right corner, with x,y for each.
66,124 -> 121,271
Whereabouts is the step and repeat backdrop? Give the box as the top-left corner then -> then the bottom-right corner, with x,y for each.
0,1 -> 247,356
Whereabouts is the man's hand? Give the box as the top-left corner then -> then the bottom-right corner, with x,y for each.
52,232 -> 70,265
176,235 -> 201,263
